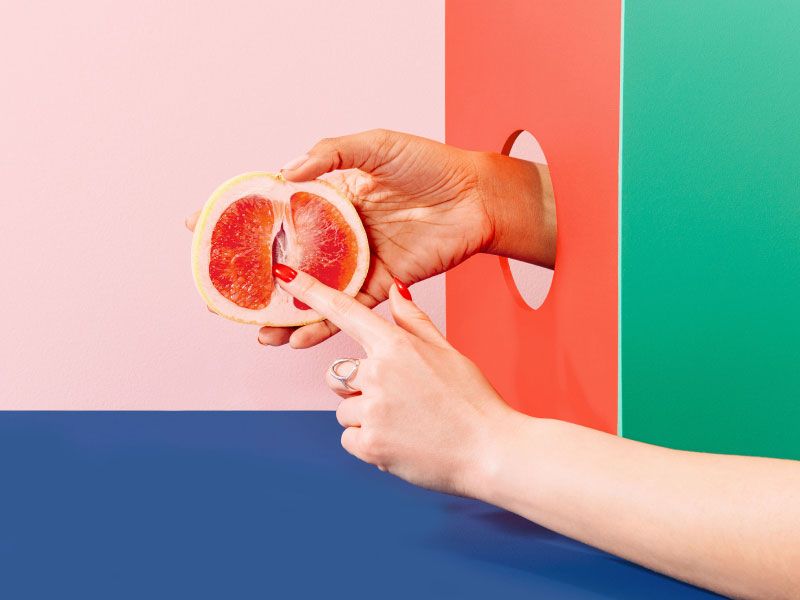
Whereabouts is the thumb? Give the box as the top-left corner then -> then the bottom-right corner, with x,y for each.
281,129 -> 399,181
388,279 -> 448,346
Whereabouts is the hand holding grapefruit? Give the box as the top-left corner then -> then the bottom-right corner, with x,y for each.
187,130 -> 512,347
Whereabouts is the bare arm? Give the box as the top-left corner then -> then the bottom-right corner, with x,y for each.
474,414 -> 800,600
474,150 -> 556,268
268,259 -> 800,600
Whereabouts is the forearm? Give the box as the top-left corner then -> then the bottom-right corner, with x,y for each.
473,413 -> 800,599
473,151 -> 556,268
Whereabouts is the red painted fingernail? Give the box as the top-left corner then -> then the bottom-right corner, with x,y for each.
273,263 -> 297,282
293,298 -> 310,310
393,276 -> 412,301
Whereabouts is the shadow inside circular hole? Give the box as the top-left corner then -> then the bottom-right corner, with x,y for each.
500,130 -> 555,310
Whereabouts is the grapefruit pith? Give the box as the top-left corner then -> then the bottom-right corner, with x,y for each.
191,172 -> 369,326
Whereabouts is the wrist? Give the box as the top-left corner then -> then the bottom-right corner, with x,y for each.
472,150 -> 556,268
461,404 -> 532,503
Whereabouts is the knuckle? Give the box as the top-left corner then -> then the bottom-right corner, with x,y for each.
386,331 -> 411,351
323,319 -> 340,338
330,293 -> 353,316
360,399 -> 376,422
295,274 -> 315,296
358,430 -> 382,462
360,397 -> 385,423
369,128 -> 392,142
373,129 -> 403,159
408,313 -> 432,331
313,136 -> 337,151
372,333 -> 409,360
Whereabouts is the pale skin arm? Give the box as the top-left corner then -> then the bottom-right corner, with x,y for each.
481,416 -> 800,600
268,266 -> 800,600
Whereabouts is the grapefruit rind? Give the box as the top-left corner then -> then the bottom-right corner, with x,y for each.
191,172 -> 369,326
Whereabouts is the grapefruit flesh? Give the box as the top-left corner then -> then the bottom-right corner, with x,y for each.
290,191 -> 359,310
192,173 -> 369,326
209,194 -> 275,310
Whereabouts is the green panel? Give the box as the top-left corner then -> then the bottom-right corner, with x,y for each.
621,0 -> 800,458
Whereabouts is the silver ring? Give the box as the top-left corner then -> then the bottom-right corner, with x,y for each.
330,358 -> 360,391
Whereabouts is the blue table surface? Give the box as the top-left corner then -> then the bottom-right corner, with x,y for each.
0,412 -> 724,599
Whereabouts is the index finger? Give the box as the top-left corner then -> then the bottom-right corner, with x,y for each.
272,264 -> 396,354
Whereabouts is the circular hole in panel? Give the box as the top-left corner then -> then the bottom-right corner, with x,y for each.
500,130 -> 555,310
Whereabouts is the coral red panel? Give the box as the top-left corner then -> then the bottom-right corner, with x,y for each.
446,0 -> 620,432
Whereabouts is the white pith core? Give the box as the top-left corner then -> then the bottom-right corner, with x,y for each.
191,173 -> 369,326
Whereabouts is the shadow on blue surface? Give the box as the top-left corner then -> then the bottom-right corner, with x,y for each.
0,412 -> 724,599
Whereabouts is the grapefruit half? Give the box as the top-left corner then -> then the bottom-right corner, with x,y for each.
191,172 -> 369,326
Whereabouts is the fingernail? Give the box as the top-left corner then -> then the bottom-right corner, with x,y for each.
258,329 -> 278,346
273,263 -> 297,282
293,298 -> 311,310
393,276 -> 412,301
281,154 -> 309,171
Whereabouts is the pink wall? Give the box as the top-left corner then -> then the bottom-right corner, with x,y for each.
0,0 -> 444,409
